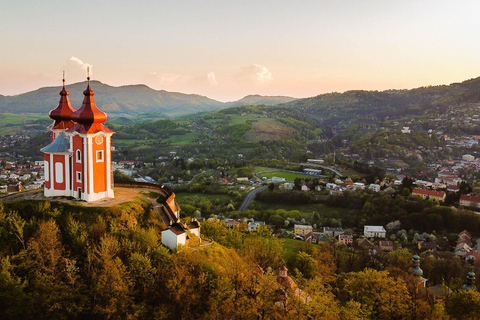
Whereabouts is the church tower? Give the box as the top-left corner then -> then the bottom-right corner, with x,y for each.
47,73 -> 77,141
41,73 -> 114,202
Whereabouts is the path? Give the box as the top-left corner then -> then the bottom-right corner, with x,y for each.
238,186 -> 267,211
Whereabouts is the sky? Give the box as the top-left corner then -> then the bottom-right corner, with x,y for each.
1,0 -> 480,102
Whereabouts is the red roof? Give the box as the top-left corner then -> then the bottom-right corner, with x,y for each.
412,188 -> 445,197
462,251 -> 480,260
460,194 -> 480,203
69,79 -> 113,134
49,80 -> 77,129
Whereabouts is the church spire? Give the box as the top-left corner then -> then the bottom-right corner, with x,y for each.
71,73 -> 108,125
48,72 -> 77,128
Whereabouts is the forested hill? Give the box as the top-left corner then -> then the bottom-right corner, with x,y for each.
0,81 -> 225,117
283,77 -> 480,124
0,83 -> 296,119
225,94 -> 297,107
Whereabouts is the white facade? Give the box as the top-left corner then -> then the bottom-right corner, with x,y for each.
364,225 -> 386,238
161,229 -> 186,250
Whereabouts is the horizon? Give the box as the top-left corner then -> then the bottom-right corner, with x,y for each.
1,76 -> 478,104
2,1 -> 480,101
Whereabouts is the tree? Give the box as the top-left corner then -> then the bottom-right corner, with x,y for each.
343,269 -> 410,319
446,290 -> 480,319
26,220 -> 64,277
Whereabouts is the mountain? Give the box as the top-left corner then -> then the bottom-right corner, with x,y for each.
282,77 -> 480,124
0,81 -> 225,117
226,94 -> 296,107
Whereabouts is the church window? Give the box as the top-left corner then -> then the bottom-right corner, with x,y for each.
96,150 -> 104,162
55,162 -> 64,183
76,171 -> 81,182
76,149 -> 81,163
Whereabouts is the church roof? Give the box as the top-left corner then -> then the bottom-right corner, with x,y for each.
70,78 -> 112,134
40,132 -> 71,154
49,78 -> 77,128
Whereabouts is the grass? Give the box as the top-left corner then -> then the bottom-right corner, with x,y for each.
259,171 -> 324,181
282,238 -> 305,262
176,192 -> 235,203
0,113 -> 47,125
166,132 -> 195,145
245,118 -> 296,142
0,113 -> 50,135
229,114 -> 260,125
253,166 -> 279,173
139,191 -> 160,199
255,202 -> 348,220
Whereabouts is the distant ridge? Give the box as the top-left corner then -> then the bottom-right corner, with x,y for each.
0,82 -> 297,118
226,94 -> 297,107
0,81 -> 225,117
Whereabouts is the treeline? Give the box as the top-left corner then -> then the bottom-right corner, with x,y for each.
1,200 -> 480,319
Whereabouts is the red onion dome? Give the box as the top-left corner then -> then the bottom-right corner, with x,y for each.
71,81 -> 108,124
49,82 -> 76,125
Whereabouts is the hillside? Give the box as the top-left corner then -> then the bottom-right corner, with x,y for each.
283,77 -> 480,124
225,94 -> 296,107
0,82 -> 298,119
0,81 -> 225,118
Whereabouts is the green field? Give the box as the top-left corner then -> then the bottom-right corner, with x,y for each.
0,113 -> 47,125
0,113 -> 50,135
282,238 -> 306,262
166,132 -> 195,145
259,171 -> 324,181
176,192 -> 235,203
229,113 -> 260,125
253,166 -> 278,173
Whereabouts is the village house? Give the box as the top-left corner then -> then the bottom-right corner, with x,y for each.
412,188 -> 446,202
454,242 -> 472,257
247,221 -> 265,232
379,240 -> 394,251
460,194 -> 480,209
323,227 -> 344,237
161,219 -> 201,250
294,224 -> 313,237
338,235 -> 353,245
364,225 -> 386,238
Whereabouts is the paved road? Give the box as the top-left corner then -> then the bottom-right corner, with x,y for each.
238,186 -> 267,211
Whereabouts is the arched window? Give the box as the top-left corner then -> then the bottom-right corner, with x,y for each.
76,149 -> 81,163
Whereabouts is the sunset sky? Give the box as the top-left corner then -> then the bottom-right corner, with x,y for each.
1,0 -> 480,101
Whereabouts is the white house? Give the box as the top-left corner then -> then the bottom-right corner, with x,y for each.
369,184 -> 380,192
248,221 -> 265,232
364,225 -> 386,238
161,220 -> 201,250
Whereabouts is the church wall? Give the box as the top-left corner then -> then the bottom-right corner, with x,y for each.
92,134 -> 107,194
72,134 -> 85,196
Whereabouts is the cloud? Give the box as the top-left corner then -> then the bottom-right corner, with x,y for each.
62,57 -> 94,83
206,72 -> 218,86
70,57 -> 93,75
235,64 -> 273,85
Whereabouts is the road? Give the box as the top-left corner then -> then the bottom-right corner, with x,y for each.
238,186 -> 267,211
